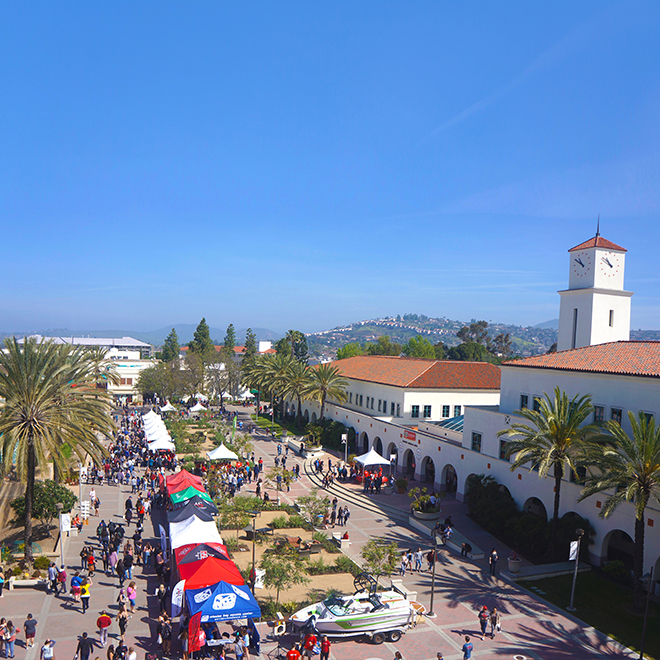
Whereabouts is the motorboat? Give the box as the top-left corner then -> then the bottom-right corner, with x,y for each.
289,574 -> 425,643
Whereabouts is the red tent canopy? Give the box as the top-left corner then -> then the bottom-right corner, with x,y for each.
178,556 -> 244,589
166,469 -> 204,495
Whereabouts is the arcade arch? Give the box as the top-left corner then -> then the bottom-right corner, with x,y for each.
523,497 -> 548,520
441,464 -> 457,494
374,437 -> 383,455
421,456 -> 436,484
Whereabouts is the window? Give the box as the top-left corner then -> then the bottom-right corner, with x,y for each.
611,407 -> 623,425
442,405 -> 450,418
411,405 -> 420,419
383,400 -> 387,414
593,405 -> 604,423
359,395 -> 363,407
520,394 -> 529,410
423,405 -> 432,418
471,432 -> 482,453
454,405 -> 461,417
127,378 -> 132,385
391,402 -> 395,416
533,397 -> 541,413
641,411 -> 654,423
349,393 -> 353,404
609,310 -> 614,327
396,403 -> 401,417
570,466 -> 587,484
378,399 -> 382,412
499,440 -> 509,462
571,308 -> 578,349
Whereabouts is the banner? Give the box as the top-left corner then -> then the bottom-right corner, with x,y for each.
60,513 -> 71,533
171,579 -> 185,618
159,524 -> 168,559
569,540 -> 579,561
188,613 -> 203,653
254,568 -> 265,590
232,415 -> 237,441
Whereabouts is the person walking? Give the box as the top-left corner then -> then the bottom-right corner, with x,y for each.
56,566 -> 67,595
75,633 -> 94,660
80,578 -> 92,613
40,639 -> 56,660
489,548 -> 498,575
319,636 -> 331,660
126,582 -> 137,614
117,608 -> 129,645
97,611 -> 112,647
24,614 -> 37,648
461,636 -> 473,659
48,563 -> 58,594
157,614 -> 172,657
489,606 -> 501,638
71,572 -> 83,602
4,621 -> 17,658
478,606 -> 489,641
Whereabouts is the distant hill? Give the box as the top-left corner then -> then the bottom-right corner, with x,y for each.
533,319 -> 559,330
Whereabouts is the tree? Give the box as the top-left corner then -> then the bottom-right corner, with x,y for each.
259,549 -> 310,604
492,333 -> 512,359
283,360 -> 310,429
360,539 -> 399,584
336,342 -> 365,360
433,342 -> 445,360
243,329 -> 257,363
224,324 -> 236,354
11,480 -> 77,535
296,489 -> 330,527
162,329 -> 180,362
304,363 -> 348,421
188,318 -> 216,362
446,342 -> 492,362
579,412 -> 660,611
402,335 -> 435,359
365,336 -> 401,356
285,330 -> 309,363
0,338 -> 114,561
497,387 -> 598,559
456,320 -> 491,348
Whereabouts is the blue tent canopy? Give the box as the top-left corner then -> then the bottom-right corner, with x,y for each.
186,581 -> 261,623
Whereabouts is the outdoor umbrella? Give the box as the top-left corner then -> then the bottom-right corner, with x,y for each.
175,542 -> 231,565
185,581 -> 261,622
178,556 -> 244,588
170,486 -> 213,506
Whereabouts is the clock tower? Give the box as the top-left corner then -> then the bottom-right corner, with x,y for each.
557,233 -> 633,351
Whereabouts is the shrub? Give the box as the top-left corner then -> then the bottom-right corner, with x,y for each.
395,478 -> 408,492
306,557 -> 327,575
312,532 -> 339,553
12,566 -> 22,576
334,555 -> 361,576
33,556 -> 51,570
32,570 -> 42,578
289,515 -> 313,531
224,537 -> 240,555
269,516 -> 290,529
601,560 -> 631,586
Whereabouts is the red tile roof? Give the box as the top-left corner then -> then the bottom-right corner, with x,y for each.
331,355 -> 501,390
504,341 -> 660,378
569,235 -> 626,252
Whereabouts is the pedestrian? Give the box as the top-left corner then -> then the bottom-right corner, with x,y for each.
116,558 -> 125,586
126,582 -> 137,614
24,614 -> 37,648
127,648 -> 136,660
478,606 -> 489,641
461,543 -> 472,558
343,506 -> 350,524
80,578 -> 92,613
489,548 -> 498,575
490,606 -> 501,638
461,636 -> 473,659
48,563 -> 58,593
426,549 -> 435,572
106,645 -> 115,660
286,645 -> 301,660
40,639 -> 56,660
57,566 -> 67,595
0,567 -> 4,598
302,631 -> 316,659
117,608 -> 129,644
157,583 -> 168,613
414,548 -> 423,572
75,633 -> 94,660
436,654 -> 443,660
394,653 -> 403,660
157,614 -> 171,657
71,572 -> 83,602
319,636 -> 331,660
234,634 -> 246,660
97,611 -> 112,647
4,621 -> 17,658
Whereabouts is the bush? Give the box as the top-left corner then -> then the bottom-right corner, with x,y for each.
224,537 -> 240,555
306,557 -> 327,575
334,555 -> 361,576
395,478 -> 408,492
12,566 -> 22,576
33,556 -> 51,570
32,570 -> 42,578
601,560 -> 631,586
289,515 -> 313,531
269,516 -> 290,529
312,532 -> 339,554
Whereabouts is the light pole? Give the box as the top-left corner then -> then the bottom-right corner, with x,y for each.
566,527 -> 584,612
78,463 -> 84,515
639,565 -> 655,660
341,434 -> 348,466
427,534 -> 439,618
249,510 -> 260,589
56,503 -> 64,568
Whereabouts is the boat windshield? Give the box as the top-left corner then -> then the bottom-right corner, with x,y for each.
322,595 -> 351,616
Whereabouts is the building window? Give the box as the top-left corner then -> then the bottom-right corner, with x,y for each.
520,394 -> 529,410
471,432 -> 482,453
499,440 -> 509,462
391,402 -> 395,416
593,405 -> 604,423
423,405 -> 432,418
383,400 -> 387,414
454,405 -> 461,417
127,378 -> 132,385
609,310 -> 614,327
378,399 -> 382,412
442,405 -> 450,418
359,395 -> 363,407
396,403 -> 401,417
533,397 -> 541,413
611,407 -> 623,425
411,405 -> 419,419
572,308 -> 578,349
570,466 -> 587,484
641,411 -> 654,423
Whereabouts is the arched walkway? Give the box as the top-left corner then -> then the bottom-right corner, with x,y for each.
441,464 -> 457,494
312,412 -> 317,424
523,497 -> 548,520
374,437 -> 383,455
602,529 -> 634,569
421,456 -> 436,484
304,409 -> 309,423
359,431 -> 369,454
403,449 -> 415,477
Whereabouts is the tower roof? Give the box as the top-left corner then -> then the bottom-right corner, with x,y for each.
568,236 -> 626,253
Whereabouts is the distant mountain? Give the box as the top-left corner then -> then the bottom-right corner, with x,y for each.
533,319 -> 559,330
0,325 -> 282,347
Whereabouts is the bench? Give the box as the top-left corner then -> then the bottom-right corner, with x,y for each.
8,576 -> 47,591
243,526 -> 274,541
332,532 -> 351,550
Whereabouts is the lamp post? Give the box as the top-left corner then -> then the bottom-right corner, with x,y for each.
427,534 -> 439,618
639,565 -> 654,660
566,527 -> 584,612
56,503 -> 64,569
341,434 -> 348,466
249,510 -> 260,589
78,463 -> 84,515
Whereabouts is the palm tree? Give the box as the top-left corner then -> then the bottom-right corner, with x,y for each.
0,338 -> 116,562
282,360 -> 310,429
497,387 -> 598,558
578,412 -> 660,611
303,363 -> 349,421
242,353 -> 294,422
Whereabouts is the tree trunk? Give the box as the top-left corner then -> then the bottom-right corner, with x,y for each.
24,438 -> 36,563
320,395 -> 326,421
550,462 -> 562,560
53,460 -> 60,484
632,513 -> 647,611
296,395 -> 303,430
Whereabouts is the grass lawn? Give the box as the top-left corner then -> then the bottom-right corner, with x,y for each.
519,572 -> 660,659
250,413 -> 304,438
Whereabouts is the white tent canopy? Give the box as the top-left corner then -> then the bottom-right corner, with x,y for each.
354,447 -> 391,467
170,516 -> 223,549
160,402 -> 177,412
190,402 -> 207,412
206,444 -> 238,461
149,438 -> 176,451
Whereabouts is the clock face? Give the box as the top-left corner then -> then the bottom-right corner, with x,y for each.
572,251 -> 592,277
599,251 -> 622,277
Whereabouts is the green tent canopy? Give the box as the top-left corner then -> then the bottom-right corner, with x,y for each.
170,486 -> 213,506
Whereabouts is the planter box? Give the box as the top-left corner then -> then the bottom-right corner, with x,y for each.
508,557 -> 522,574
411,510 -> 443,521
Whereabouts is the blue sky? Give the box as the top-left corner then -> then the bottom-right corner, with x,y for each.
2,2 -> 659,334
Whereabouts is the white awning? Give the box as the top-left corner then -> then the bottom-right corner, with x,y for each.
170,516 -> 223,550
353,447 -> 391,467
206,444 -> 238,461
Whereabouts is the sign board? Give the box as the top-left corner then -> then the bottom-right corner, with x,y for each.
569,540 -> 579,561
60,513 -> 71,533
80,501 -> 90,520
403,430 -> 416,441
341,434 -> 347,443
254,568 -> 266,590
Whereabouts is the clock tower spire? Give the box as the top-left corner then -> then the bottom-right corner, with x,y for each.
557,233 -> 633,351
